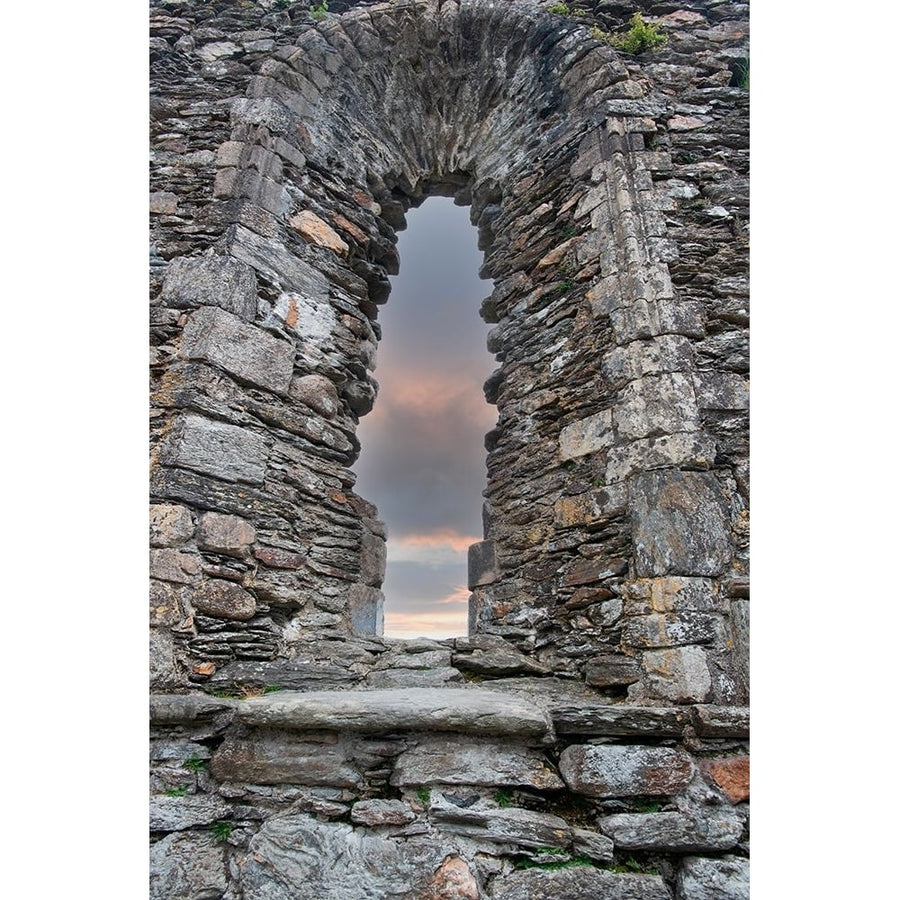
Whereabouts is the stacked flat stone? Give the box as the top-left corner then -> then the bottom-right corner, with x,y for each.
150,1 -> 749,896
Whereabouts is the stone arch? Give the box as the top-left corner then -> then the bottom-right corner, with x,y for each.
151,0 -> 747,706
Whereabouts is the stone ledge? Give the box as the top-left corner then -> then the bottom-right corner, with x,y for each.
150,692 -> 749,743
233,688 -> 555,740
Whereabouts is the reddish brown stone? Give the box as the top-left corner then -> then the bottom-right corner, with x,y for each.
701,756 -> 749,803
420,856 -> 479,900
192,580 -> 257,620
193,662 -> 216,677
253,547 -> 306,570
562,557 -> 627,587
333,214 -> 368,246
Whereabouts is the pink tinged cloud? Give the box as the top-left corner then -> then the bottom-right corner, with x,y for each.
384,584 -> 470,639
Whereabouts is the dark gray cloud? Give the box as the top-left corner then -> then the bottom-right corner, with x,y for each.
354,197 -> 495,540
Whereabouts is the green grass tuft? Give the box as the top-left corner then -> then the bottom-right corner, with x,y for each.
592,13 -> 666,55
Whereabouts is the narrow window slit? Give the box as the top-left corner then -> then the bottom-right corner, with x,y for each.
353,196 -> 495,639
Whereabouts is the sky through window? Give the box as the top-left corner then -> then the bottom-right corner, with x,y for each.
353,197 -> 495,638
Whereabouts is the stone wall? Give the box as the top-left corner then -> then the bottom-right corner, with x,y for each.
150,1 -> 749,896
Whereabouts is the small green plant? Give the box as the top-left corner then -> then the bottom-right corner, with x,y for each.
415,787 -> 431,806
165,786 -> 188,797
493,788 -> 514,808
183,756 -> 208,773
593,13 -> 667,55
547,2 -> 571,15
608,856 -> 660,876
734,59 -> 749,90
633,799 -> 661,813
309,0 -> 328,21
517,854 -> 593,871
210,821 -> 235,842
558,278 -> 575,295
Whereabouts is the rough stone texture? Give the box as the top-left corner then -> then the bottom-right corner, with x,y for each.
629,470 -> 734,577
572,827 -> 615,862
149,0 -> 751,892
350,799 -> 416,826
491,866 -> 671,900
393,736 -> 563,790
693,705 -> 750,738
150,548 -> 200,584
585,654 -> 643,687
162,253 -> 258,321
197,511 -> 256,556
700,756 -> 749,803
559,745 -> 695,797
235,688 -> 554,738
239,814 -> 456,900
420,856 -> 480,900
191,579 -> 257,620
641,647 -> 712,704
289,373 -> 341,418
149,832 -> 227,900
430,802 -> 571,849
211,733 -> 360,787
149,503 -> 194,547
599,809 -> 743,851
149,0 -> 750,698
468,540 -> 498,588
180,305 -> 295,395
551,704 -> 690,737
677,855 -> 749,900
149,793 -> 230,831
347,583 -> 384,636
159,414 -> 268,485
453,635 -> 550,676
290,210 -> 350,257
559,409 -> 613,460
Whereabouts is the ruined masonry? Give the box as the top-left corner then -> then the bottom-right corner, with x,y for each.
149,0 -> 749,897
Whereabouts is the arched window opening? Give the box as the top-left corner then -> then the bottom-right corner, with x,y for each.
353,196 -> 494,639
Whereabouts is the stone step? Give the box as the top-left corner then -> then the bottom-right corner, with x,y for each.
233,687 -> 555,740
150,690 -> 750,741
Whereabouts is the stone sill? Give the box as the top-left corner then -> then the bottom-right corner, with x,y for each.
150,689 -> 748,740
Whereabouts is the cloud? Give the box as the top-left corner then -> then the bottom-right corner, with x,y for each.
351,196 -> 493,638
384,583 -> 470,639
390,529 -> 481,560
355,375 -> 495,537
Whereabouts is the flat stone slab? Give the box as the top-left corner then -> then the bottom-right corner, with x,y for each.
234,688 -> 554,739
392,736 -> 564,790
239,814 -> 457,900
150,694 -> 235,724
429,802 -> 572,849
491,866 -> 671,900
551,703 -> 690,737
560,745 -> 695,798
677,855 -> 749,900
692,705 -> 750,737
599,809 -> 743,852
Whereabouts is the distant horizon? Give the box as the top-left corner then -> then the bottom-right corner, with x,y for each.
352,197 -> 495,639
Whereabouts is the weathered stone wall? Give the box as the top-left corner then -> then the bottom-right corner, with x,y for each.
151,684 -> 749,899
150,1 -> 749,895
